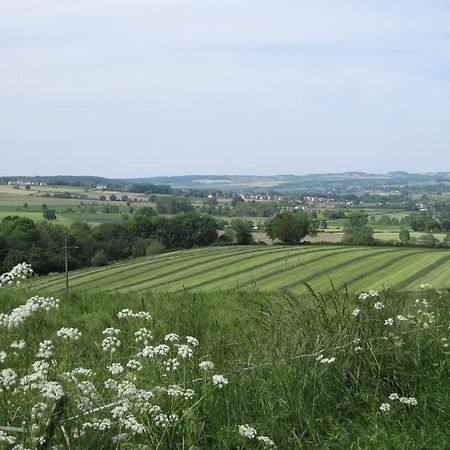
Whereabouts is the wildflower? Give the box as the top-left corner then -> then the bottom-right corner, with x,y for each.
396,315 -> 408,322
0,351 -> 7,362
0,430 -> 16,445
31,402 -> 48,420
384,318 -> 394,326
358,290 -> 378,300
0,296 -> 59,328
40,381 -> 64,400
177,344 -> 193,359
379,403 -> 391,412
10,340 -> 26,350
102,327 -> 121,336
164,358 -> 179,372
257,436 -> 277,448
164,333 -> 179,342
134,328 -> 152,343
212,374 -> 228,388
153,344 -> 170,356
238,424 -> 257,439
354,346 -> 363,353
0,368 -> 17,388
374,302 -> 384,310
352,308 -> 360,316
126,359 -> 142,371
0,262 -> 33,287
320,357 -> 336,364
199,360 -> 214,371
120,415 -> 145,434
57,327 -> 81,340
102,336 -> 121,352
186,336 -> 199,347
154,413 -> 178,427
107,363 -> 125,375
36,340 -> 53,359
399,397 -> 418,406
388,393 -> 399,401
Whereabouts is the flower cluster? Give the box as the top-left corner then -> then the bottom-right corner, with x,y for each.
237,424 -> 276,448
0,295 -> 59,328
0,262 -> 33,286
56,327 -> 82,340
379,393 -> 418,413
117,309 -> 151,320
358,290 -> 378,300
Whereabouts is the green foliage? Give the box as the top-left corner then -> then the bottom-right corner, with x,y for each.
155,196 -> 194,215
0,287 -> 448,448
399,229 -> 411,244
342,211 -> 376,245
267,212 -> 317,244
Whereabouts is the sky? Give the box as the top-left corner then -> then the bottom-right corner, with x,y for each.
0,0 -> 449,178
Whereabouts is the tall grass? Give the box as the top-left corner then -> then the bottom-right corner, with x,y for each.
0,283 -> 449,449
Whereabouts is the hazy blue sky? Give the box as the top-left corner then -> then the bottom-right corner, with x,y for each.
1,0 -> 449,177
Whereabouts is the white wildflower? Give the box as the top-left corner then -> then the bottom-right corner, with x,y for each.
164,333 -> 179,342
374,302 -> 384,310
56,327 -> 81,340
107,363 -> 125,376
238,424 -> 257,439
384,318 -> 394,326
177,344 -> 193,359
212,374 -> 228,388
102,327 -> 121,336
388,393 -> 399,401
0,351 -> 7,362
126,359 -> 142,371
257,436 -> 277,448
199,360 -> 214,371
186,336 -> 199,347
40,381 -> 64,400
399,397 -> 418,406
0,368 -> 17,388
102,336 -> 121,352
36,340 -> 53,359
0,430 -> 16,444
379,403 -> 391,412
10,340 -> 26,350
134,328 -> 152,343
164,358 -> 180,372
352,308 -> 360,317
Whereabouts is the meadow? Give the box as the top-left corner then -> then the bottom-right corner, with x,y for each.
29,245 -> 450,295
0,269 -> 448,449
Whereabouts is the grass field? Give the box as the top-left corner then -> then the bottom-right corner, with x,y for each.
29,245 -> 450,295
0,281 -> 448,448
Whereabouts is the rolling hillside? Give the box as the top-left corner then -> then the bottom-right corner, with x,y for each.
28,245 -> 450,294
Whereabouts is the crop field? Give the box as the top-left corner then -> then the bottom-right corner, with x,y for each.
29,245 -> 450,295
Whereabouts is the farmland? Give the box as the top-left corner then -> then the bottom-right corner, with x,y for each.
29,245 -> 450,295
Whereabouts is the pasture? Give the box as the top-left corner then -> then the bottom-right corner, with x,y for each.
29,245 -> 450,295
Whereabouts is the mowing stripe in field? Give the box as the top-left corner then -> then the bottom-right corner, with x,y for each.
334,249 -> 428,291
298,249 -> 428,293
403,255 -> 450,290
113,246 -> 344,292
59,246 -> 280,291
349,250 -> 448,291
175,246 -> 360,293
394,254 -> 450,290
279,248 -> 402,292
33,246 -> 273,292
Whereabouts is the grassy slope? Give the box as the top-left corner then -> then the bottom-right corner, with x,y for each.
29,245 -> 450,295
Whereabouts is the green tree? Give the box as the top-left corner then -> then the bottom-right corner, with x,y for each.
399,229 -> 411,244
43,209 -> 57,220
267,212 -> 317,245
342,211 -> 376,245
234,222 -> 254,245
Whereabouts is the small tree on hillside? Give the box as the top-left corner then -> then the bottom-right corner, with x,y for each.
267,212 -> 317,245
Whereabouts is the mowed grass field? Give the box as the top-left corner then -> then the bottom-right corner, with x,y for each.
30,245 -> 450,294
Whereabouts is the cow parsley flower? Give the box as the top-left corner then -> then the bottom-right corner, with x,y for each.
384,318 -> 394,326
0,351 -> 7,362
212,374 -> 228,388
107,363 -> 125,375
399,397 -> 418,406
126,359 -> 142,371
257,436 -> 277,448
57,327 -> 81,340
10,340 -> 26,350
0,368 -> 17,388
379,403 -> 391,412
177,344 -> 193,359
238,424 -> 257,439
164,333 -> 179,342
199,360 -> 214,371
102,327 -> 121,336
36,340 -> 53,359
186,336 -> 199,347
40,381 -> 64,400
352,308 -> 361,317
388,393 -> 399,401
102,336 -> 121,352
374,302 -> 384,310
